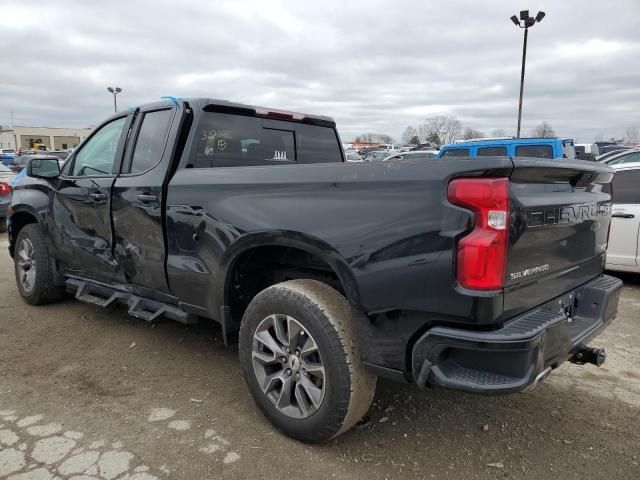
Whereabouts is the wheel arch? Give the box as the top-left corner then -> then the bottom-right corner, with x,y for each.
8,206 -> 41,258
222,232 -> 361,322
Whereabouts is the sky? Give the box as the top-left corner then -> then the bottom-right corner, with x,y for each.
1,0 -> 639,143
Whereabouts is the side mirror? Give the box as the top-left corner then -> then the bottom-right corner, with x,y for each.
27,158 -> 61,179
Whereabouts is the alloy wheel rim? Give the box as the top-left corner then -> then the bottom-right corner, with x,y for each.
251,314 -> 326,419
17,238 -> 36,294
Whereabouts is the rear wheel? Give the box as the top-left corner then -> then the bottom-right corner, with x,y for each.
14,224 -> 65,304
239,279 -> 376,443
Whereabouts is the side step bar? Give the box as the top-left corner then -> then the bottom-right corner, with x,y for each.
66,278 -> 197,325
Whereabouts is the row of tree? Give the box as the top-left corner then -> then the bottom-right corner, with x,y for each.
357,118 -> 640,146
399,117 -> 559,145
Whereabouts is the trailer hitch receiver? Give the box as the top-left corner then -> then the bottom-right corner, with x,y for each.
570,346 -> 606,367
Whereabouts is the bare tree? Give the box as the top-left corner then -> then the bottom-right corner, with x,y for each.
419,116 -> 462,145
491,128 -> 507,137
418,116 -> 445,143
401,126 -> 418,145
624,125 -> 639,143
462,127 -> 484,140
531,121 -> 556,138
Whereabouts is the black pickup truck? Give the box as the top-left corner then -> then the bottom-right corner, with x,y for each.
8,98 -> 622,442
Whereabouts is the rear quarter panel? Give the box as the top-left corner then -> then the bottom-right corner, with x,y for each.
165,158 -> 513,326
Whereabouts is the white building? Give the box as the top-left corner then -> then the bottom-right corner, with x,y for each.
0,125 -> 94,151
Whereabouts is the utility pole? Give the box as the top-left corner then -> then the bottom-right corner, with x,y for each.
510,10 -> 545,138
107,87 -> 122,113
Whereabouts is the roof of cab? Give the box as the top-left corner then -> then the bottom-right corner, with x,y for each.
443,137 -> 569,148
106,97 -> 336,128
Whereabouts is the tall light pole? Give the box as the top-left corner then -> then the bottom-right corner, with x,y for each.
510,10 -> 545,138
107,86 -> 122,113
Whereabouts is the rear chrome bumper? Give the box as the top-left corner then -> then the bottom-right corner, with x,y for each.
412,274 -> 623,394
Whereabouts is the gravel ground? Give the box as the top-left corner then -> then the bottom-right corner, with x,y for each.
0,232 -> 638,479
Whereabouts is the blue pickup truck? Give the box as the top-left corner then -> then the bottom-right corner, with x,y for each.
437,137 -> 576,160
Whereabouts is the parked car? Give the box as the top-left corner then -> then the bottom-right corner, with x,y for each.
383,150 -> 439,161
600,149 -> 640,165
597,149 -> 628,163
438,138 -> 575,159
10,154 -> 37,172
345,152 -> 363,162
362,150 -> 389,162
48,150 -> 70,160
0,162 -> 16,183
606,162 -> 640,273
0,164 -> 17,233
8,97 -> 620,443
1,148 -> 17,156
575,143 -> 600,161
595,142 -> 630,155
413,142 -> 438,151
0,153 -> 14,166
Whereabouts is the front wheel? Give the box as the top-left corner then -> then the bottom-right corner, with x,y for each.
239,279 -> 376,443
14,224 -> 65,304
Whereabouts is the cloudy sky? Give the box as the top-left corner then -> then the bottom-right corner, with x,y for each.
1,0 -> 639,143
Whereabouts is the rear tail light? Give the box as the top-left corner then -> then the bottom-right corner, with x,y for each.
0,182 -> 12,195
447,177 -> 510,291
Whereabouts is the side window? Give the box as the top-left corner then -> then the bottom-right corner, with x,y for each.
295,124 -> 342,164
442,148 -> 469,158
477,146 -> 507,156
130,109 -> 173,174
72,117 -> 126,176
610,152 -> 640,165
612,170 -> 640,204
515,145 -> 554,159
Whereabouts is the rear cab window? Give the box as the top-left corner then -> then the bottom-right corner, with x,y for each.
515,144 -> 554,159
187,112 -> 342,168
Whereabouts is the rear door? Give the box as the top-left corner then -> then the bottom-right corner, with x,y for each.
111,104 -> 178,294
606,167 -> 640,267
503,158 -> 614,319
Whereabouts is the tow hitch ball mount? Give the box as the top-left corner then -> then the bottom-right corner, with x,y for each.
570,345 -> 606,367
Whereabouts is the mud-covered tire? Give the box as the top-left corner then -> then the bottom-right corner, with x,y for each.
239,279 -> 376,443
14,223 -> 65,305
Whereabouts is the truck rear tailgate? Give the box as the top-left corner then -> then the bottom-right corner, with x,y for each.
504,158 -> 615,320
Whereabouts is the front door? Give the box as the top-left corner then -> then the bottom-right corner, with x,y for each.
607,167 -> 640,267
51,115 -> 130,282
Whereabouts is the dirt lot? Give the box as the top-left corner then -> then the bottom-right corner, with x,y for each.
0,232 -> 638,479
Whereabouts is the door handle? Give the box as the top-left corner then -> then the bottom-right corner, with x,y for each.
89,193 -> 108,201
137,194 -> 158,203
612,213 -> 635,219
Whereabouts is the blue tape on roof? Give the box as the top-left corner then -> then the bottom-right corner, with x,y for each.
161,96 -> 182,105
